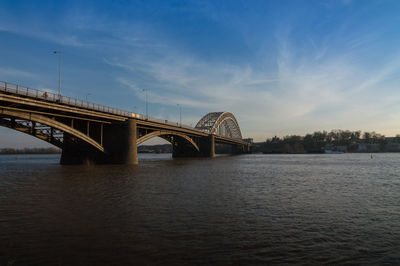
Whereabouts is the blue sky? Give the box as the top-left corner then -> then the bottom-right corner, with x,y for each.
1,0 -> 400,147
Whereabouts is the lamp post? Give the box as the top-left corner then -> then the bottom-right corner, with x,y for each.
142,89 -> 148,119
177,104 -> 182,127
53,51 -> 61,100
85,93 -> 91,101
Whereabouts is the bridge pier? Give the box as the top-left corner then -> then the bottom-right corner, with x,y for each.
61,119 -> 138,165
208,135 -> 216,158
124,119 -> 138,164
172,134 -> 216,158
100,119 -> 138,164
60,133 -> 104,164
226,143 -> 251,155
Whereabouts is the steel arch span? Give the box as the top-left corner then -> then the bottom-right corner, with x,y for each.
195,111 -> 242,139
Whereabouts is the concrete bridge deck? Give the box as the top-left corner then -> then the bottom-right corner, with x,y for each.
0,81 -> 251,164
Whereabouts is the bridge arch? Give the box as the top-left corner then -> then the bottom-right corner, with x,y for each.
195,111 -> 242,139
137,130 -> 199,151
0,108 -> 104,152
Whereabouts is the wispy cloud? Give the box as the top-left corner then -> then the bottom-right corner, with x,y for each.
106,21 -> 400,139
273,34 -> 400,135
0,67 -> 36,79
0,20 -> 85,47
109,51 -> 276,119
1,1 -> 400,141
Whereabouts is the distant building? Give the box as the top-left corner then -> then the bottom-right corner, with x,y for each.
336,145 -> 348,152
324,144 -> 347,153
382,137 -> 400,152
386,137 -> 396,143
385,143 -> 400,152
357,143 -> 380,152
324,143 -> 334,151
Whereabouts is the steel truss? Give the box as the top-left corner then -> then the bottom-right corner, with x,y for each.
195,111 -> 242,139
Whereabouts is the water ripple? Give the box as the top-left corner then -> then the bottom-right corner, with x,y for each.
0,153 -> 399,265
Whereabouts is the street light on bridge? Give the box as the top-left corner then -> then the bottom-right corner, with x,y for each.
85,93 -> 91,101
53,50 -> 62,100
142,89 -> 148,119
177,104 -> 182,127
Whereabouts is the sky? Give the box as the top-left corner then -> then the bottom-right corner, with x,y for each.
1,0 -> 400,148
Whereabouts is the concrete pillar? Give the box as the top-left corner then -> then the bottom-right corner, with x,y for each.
60,119 -> 138,165
209,134 -> 216,158
173,134 -> 215,158
60,133 -> 102,165
125,119 -> 138,165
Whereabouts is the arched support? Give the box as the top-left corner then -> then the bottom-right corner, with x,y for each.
212,116 -> 241,138
137,130 -> 200,151
0,108 -> 104,152
195,111 -> 242,139
172,134 -> 216,158
0,116 -> 63,148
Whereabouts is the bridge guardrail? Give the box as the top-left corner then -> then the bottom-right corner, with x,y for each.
0,81 -> 196,130
0,81 -> 132,117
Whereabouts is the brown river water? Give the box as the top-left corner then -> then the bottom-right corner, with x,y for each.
0,153 -> 399,265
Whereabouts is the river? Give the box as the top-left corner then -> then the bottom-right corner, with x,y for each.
0,153 -> 399,265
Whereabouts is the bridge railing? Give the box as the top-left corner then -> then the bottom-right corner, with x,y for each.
0,81 -> 133,117
146,116 -> 194,130
0,81 -> 196,130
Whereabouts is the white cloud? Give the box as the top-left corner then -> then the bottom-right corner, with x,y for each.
106,26 -> 400,140
2,4 -> 400,141
0,67 -> 36,79
0,19 -> 85,47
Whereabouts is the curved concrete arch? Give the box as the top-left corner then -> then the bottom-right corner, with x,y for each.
0,108 -> 104,152
137,130 -> 200,151
195,111 -> 242,139
0,117 -> 63,148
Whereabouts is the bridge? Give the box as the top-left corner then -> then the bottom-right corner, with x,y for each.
0,81 -> 251,164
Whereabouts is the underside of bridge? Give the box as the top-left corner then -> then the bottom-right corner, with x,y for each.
0,111 -> 251,165
0,84 -> 250,164
48,119 -> 222,164
0,108 -> 250,165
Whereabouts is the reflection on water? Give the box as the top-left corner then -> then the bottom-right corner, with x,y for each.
0,153 -> 399,265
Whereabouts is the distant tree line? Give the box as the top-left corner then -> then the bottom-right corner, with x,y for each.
0,147 -> 61,154
138,144 -> 172,153
257,130 -> 400,153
